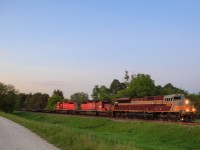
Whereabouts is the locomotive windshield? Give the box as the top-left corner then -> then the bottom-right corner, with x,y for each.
174,96 -> 181,100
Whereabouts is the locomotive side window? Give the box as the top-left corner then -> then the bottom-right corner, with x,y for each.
165,98 -> 173,101
117,100 -> 131,103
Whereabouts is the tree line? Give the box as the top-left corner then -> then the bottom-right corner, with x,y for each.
91,72 -> 188,100
0,71 -> 200,117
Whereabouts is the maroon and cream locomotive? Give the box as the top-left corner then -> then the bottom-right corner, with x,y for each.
113,94 -> 195,121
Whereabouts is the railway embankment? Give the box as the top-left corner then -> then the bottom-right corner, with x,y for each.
0,111 -> 200,150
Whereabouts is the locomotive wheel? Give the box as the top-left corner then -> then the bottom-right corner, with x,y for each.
122,113 -> 127,118
116,113 -> 122,118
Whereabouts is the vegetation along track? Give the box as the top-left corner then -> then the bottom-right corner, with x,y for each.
21,110 -> 200,126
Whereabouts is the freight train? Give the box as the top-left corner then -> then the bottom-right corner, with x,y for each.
56,94 -> 196,122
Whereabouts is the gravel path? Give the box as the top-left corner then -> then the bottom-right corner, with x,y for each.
0,116 -> 60,150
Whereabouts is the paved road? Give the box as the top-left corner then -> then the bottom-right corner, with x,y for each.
0,116 -> 60,150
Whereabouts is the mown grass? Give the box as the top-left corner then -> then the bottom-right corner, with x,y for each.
0,112 -> 200,150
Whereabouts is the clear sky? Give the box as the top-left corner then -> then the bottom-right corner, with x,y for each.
1,0 -> 200,98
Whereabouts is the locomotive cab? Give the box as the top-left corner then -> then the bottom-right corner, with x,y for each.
164,94 -> 196,121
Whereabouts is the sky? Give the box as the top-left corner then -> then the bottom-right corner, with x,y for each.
0,0 -> 200,98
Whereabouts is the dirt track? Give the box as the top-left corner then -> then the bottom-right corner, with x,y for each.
0,116 -> 59,150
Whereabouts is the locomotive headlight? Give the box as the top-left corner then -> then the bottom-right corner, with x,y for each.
185,100 -> 189,104
192,108 -> 196,112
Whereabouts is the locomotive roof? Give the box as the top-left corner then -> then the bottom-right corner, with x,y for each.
164,94 -> 184,99
115,98 -> 131,103
80,100 -> 112,103
115,96 -> 164,102
115,98 -> 130,101
130,96 -> 164,101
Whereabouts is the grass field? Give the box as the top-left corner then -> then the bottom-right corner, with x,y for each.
0,112 -> 200,150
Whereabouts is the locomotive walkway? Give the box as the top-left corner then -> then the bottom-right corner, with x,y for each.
0,116 -> 59,150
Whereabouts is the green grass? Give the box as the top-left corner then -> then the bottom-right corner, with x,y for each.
0,112 -> 200,150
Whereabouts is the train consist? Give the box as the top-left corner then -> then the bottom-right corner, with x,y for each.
56,94 -> 196,122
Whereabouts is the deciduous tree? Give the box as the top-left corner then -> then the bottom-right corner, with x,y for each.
91,85 -> 100,100
124,70 -> 130,87
70,92 -> 89,101
47,95 -> 62,110
110,79 -> 127,94
53,89 -> 64,99
117,74 -> 156,98
0,82 -> 19,113
99,86 -> 111,100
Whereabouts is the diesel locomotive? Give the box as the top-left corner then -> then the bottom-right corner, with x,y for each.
56,94 -> 196,122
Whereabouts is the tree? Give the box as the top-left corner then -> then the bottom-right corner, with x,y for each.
47,95 -> 62,110
116,88 -> 131,98
71,92 -> 89,101
155,85 -> 164,95
53,89 -> 64,99
110,79 -> 127,94
0,82 -> 19,113
18,93 -> 27,109
27,93 -> 49,109
99,86 -> 111,100
130,74 -> 156,97
91,85 -> 111,100
109,79 -> 127,100
117,73 -> 156,98
47,90 -> 64,110
91,85 -> 100,100
161,83 -> 188,95
91,80 -> 127,101
19,93 -> 49,110
124,70 -> 130,87
24,93 -> 32,108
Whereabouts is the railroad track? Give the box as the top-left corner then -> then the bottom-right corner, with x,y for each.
112,117 -> 200,125
20,110 -> 200,126
178,121 -> 200,126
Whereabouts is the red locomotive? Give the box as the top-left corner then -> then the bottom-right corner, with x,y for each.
56,94 -> 196,121
56,100 -> 112,116
56,100 -> 79,113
